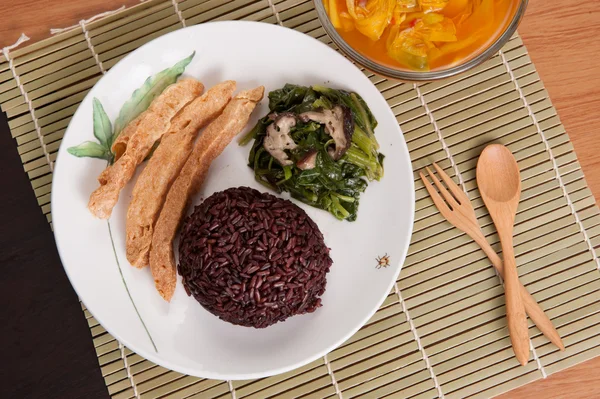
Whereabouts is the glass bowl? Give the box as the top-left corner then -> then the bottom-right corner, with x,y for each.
313,0 -> 529,81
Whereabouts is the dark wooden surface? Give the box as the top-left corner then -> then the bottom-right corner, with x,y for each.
0,110 -> 108,398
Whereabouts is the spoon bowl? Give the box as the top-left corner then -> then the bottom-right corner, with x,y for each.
477,144 -> 521,203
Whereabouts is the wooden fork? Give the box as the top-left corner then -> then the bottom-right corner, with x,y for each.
420,163 -> 565,351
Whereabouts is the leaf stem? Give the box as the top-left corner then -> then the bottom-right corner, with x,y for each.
107,220 -> 157,353
350,92 -> 374,138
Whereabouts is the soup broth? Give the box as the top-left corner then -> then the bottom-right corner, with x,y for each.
325,0 -> 520,71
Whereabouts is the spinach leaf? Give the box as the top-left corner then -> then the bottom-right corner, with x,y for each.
238,115 -> 270,146
268,84 -> 308,112
294,88 -> 318,114
312,95 -> 333,110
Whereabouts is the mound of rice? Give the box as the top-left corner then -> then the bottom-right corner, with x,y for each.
178,186 -> 332,328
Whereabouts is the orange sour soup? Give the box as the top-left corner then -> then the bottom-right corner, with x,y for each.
325,0 -> 520,72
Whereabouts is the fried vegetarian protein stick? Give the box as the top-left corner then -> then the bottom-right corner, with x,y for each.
150,86 -> 265,301
88,79 -> 203,218
126,81 -> 236,268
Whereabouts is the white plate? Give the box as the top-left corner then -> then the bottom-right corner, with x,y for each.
52,21 -> 414,380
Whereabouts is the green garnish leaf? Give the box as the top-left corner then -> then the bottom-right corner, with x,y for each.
69,53 -> 196,163
112,52 -> 195,140
92,98 -> 112,148
67,141 -> 112,161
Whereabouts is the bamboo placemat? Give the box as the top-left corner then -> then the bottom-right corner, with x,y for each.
2,1 -> 600,398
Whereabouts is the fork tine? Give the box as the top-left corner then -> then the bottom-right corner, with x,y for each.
432,162 -> 469,204
425,166 -> 460,208
420,172 -> 452,216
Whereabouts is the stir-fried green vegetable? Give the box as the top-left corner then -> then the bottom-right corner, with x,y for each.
240,84 -> 384,221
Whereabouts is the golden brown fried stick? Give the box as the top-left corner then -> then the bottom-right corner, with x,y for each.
88,79 -> 203,219
150,86 -> 265,301
126,81 -> 237,268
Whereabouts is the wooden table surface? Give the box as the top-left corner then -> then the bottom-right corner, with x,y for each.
1,1 -> 599,398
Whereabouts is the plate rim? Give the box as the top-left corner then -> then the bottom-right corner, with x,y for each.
51,20 -> 415,380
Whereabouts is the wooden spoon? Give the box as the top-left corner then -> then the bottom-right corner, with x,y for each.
477,144 -> 530,366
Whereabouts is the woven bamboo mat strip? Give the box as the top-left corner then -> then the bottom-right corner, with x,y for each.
2,0 -> 600,398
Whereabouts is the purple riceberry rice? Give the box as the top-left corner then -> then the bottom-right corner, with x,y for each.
178,187 -> 333,328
